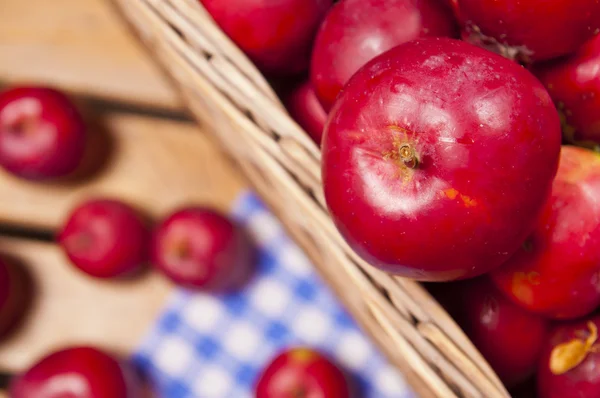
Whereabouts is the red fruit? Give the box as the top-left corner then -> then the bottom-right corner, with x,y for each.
310,0 -> 458,111
492,146 -> 600,320
0,86 -> 86,180
200,0 -> 333,75
151,208 -> 254,291
10,346 -> 141,398
451,0 -> 600,62
0,259 -> 28,339
534,36 -> 600,147
283,81 -> 328,145
322,38 -> 562,281
537,315 -> 600,398
255,347 -> 350,398
431,278 -> 548,388
58,199 -> 149,279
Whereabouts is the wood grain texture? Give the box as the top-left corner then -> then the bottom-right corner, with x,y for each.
0,111 -> 245,230
0,0 -> 180,110
0,237 -> 171,372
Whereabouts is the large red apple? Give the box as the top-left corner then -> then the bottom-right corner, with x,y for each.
537,315 -> 600,398
492,146 -> 600,319
255,347 -> 350,398
200,0 -> 333,75
451,0 -> 600,62
310,0 -> 458,111
322,38 -> 562,281
534,36 -> 600,147
283,80 -> 328,145
10,346 -> 141,398
430,277 -> 548,387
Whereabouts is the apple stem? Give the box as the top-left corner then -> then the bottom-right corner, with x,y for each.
399,144 -> 418,169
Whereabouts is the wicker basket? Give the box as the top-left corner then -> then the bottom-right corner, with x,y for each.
112,1 -> 511,397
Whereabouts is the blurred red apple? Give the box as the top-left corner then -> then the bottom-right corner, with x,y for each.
451,0 -> 600,62
431,277 -> 548,387
322,38 -> 561,281
0,259 -> 29,339
200,0 -> 333,75
537,315 -> 600,398
58,199 -> 149,279
0,86 -> 86,180
151,207 -> 254,291
534,36 -> 600,147
310,0 -> 458,111
283,80 -> 328,145
492,146 -> 600,320
10,346 -> 141,398
255,347 -> 350,398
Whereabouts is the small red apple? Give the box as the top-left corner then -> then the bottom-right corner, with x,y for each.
283,80 -> 328,145
0,259 -> 28,339
492,146 -> 600,320
151,207 -> 254,291
58,199 -> 149,279
0,86 -> 86,180
200,0 -> 333,75
310,0 -> 458,111
537,315 -> 600,398
322,38 -> 562,281
534,36 -> 600,147
255,347 -> 350,398
451,0 -> 600,62
9,346 -> 141,398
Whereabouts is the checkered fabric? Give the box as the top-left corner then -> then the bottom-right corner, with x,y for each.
133,192 -> 414,398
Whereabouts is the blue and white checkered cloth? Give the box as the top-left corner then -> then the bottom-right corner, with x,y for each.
133,192 -> 413,398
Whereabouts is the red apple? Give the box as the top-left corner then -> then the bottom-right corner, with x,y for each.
255,347 -> 350,398
0,259 -> 29,339
451,0 -> 600,62
537,315 -> 600,398
491,146 -> 600,320
322,38 -> 562,281
310,0 -> 458,111
0,86 -> 86,180
534,36 -> 600,147
58,199 -> 149,279
151,207 -> 254,291
10,346 -> 141,398
283,80 -> 328,145
200,0 -> 333,75
431,277 -> 548,387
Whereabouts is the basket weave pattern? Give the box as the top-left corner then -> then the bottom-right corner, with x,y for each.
113,1 -> 511,397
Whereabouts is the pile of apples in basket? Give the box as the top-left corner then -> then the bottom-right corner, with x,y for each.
2,0 -> 600,397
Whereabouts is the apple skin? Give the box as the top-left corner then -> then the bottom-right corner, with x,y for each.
283,80 -> 328,145
534,36 -> 600,147
200,0 -> 333,75
0,86 -> 86,180
451,0 -> 600,62
9,346 -> 141,398
537,315 -> 600,398
322,38 -> 562,281
310,0 -> 458,111
255,347 -> 350,398
491,146 -> 600,320
430,277 -> 548,388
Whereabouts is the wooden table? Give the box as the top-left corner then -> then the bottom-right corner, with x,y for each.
0,0 -> 246,391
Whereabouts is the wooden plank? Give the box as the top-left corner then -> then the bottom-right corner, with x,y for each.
0,111 -> 246,230
0,237 -> 171,372
0,0 -> 180,110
